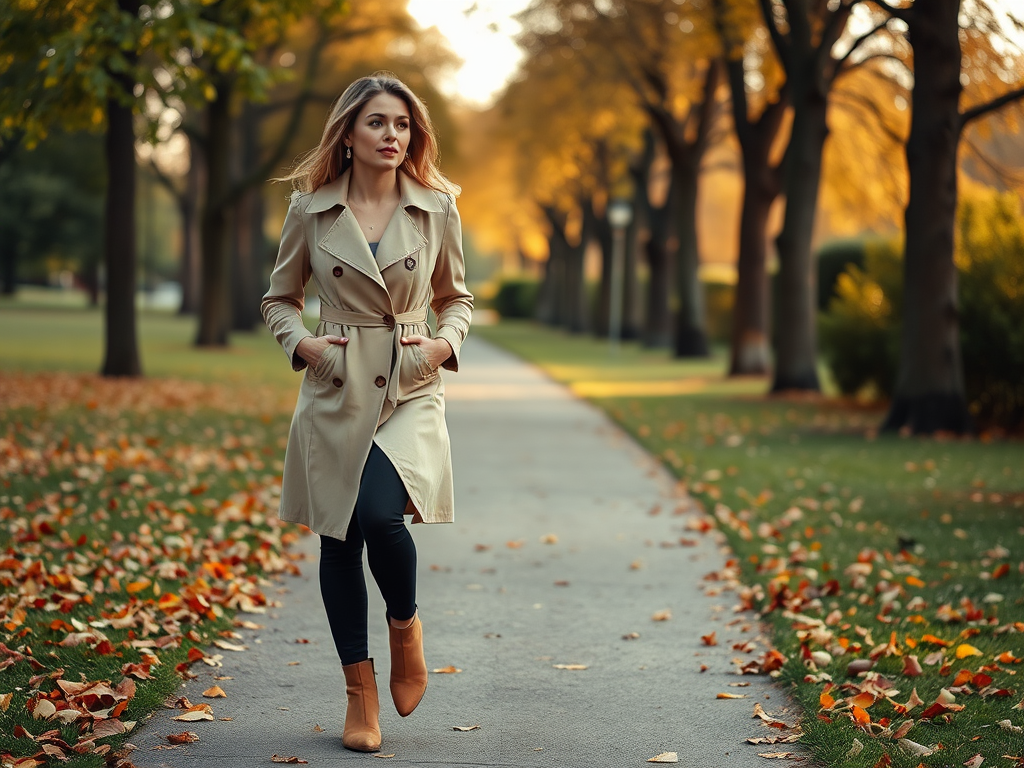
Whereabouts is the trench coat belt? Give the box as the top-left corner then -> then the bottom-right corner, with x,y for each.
318,304 -> 429,327
318,303 -> 431,408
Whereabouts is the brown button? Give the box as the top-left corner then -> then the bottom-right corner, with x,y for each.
374,375 -> 386,388
332,266 -> 343,277
332,378 -> 343,388
383,314 -> 396,331
404,257 -> 416,271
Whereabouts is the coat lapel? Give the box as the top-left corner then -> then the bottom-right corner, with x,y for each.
306,173 -> 386,290
375,172 -> 442,272
304,170 -> 445,285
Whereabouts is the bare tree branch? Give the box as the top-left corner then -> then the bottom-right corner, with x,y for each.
832,17 -> 893,75
831,89 -> 906,144
960,84 -> 1024,128
758,0 -> 791,63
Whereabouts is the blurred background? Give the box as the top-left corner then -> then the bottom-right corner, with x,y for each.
1,0 -> 1022,434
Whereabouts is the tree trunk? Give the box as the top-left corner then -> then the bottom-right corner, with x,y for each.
671,160 -> 708,357
644,193 -> 673,348
593,206 -> 614,338
723,47 -> 785,376
770,82 -> 827,391
1,239 -> 16,296
178,136 -> 202,315
536,236 -> 562,325
100,0 -> 142,377
729,158 -> 775,375
100,93 -> 142,376
196,80 -> 233,347
622,215 -> 642,341
883,0 -> 970,433
232,102 -> 263,332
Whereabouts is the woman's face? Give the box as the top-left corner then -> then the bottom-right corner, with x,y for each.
344,92 -> 412,172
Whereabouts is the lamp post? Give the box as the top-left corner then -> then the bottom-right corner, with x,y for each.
607,199 -> 633,353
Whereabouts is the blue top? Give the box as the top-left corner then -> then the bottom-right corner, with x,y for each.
369,241 -> 380,257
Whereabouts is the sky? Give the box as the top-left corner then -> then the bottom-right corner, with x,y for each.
406,0 -> 533,107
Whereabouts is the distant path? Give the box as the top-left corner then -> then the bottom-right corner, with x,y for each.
132,336 -> 800,767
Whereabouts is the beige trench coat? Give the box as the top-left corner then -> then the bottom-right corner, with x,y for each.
261,169 -> 473,540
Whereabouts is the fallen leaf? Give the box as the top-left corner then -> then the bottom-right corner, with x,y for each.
552,664 -> 588,670
956,644 -> 983,659
898,739 -> 935,757
851,705 -> 871,726
647,752 -> 678,763
651,610 -> 672,622
892,719 -> 914,739
540,534 -> 559,544
167,732 -> 199,745
758,752 -> 796,759
623,632 -> 640,640
998,719 -> 1023,734
202,685 -> 227,698
902,655 -> 923,677
963,755 -> 983,768
453,725 -> 480,732
270,756 -> 308,764
845,739 -> 864,759
212,639 -> 247,652
172,704 -> 214,722
373,754 -> 396,759
717,693 -> 749,699
701,631 -> 717,646
431,666 -> 462,674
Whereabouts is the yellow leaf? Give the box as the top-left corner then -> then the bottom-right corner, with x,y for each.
955,643 -> 983,659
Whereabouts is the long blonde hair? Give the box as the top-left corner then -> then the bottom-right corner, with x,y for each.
278,71 -> 459,197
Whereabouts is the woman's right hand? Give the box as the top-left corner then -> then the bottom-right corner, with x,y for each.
297,335 -> 348,368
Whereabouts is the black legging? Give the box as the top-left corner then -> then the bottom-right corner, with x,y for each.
319,442 -> 417,666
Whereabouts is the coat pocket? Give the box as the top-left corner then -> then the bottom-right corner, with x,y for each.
307,342 -> 345,384
398,342 -> 437,394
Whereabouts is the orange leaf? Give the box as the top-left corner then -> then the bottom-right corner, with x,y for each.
701,632 -> 717,646
922,634 -> 951,647
820,692 -> 836,710
906,576 -> 925,588
953,669 -> 973,686
851,692 -> 876,709
852,705 -> 871,725
992,563 -> 1010,579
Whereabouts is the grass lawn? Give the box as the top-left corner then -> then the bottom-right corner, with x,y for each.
1,301 -> 304,766
476,320 -> 1024,768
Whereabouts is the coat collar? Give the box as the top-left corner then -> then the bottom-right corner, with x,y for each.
310,169 -> 435,290
304,168 -> 444,215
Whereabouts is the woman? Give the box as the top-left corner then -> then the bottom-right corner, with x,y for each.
262,72 -> 473,753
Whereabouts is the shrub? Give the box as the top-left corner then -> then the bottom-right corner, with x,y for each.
704,281 -> 735,345
816,238 -> 867,310
492,276 -> 539,319
819,188 -> 1024,430
819,239 -> 902,398
957,191 -> 1024,429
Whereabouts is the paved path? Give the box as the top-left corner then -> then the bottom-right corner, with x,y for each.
132,337 -> 800,767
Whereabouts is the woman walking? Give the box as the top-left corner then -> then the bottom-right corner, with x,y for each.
262,72 -> 473,752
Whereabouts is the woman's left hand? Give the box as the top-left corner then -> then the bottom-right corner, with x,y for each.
401,335 -> 453,370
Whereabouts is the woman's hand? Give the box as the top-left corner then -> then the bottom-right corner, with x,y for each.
401,335 -> 453,370
297,335 -> 348,368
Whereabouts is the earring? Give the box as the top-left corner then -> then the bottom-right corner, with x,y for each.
345,147 -> 352,160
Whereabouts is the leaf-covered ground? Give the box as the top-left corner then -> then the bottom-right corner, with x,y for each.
477,321 -> 1024,768
1,371 -> 301,767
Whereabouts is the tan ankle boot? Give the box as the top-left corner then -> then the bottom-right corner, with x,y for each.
342,658 -> 381,752
388,613 -> 427,717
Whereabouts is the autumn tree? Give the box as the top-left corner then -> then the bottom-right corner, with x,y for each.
712,0 -> 788,375
879,0 -> 1024,433
0,0 -> 210,376
757,0 -> 893,391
